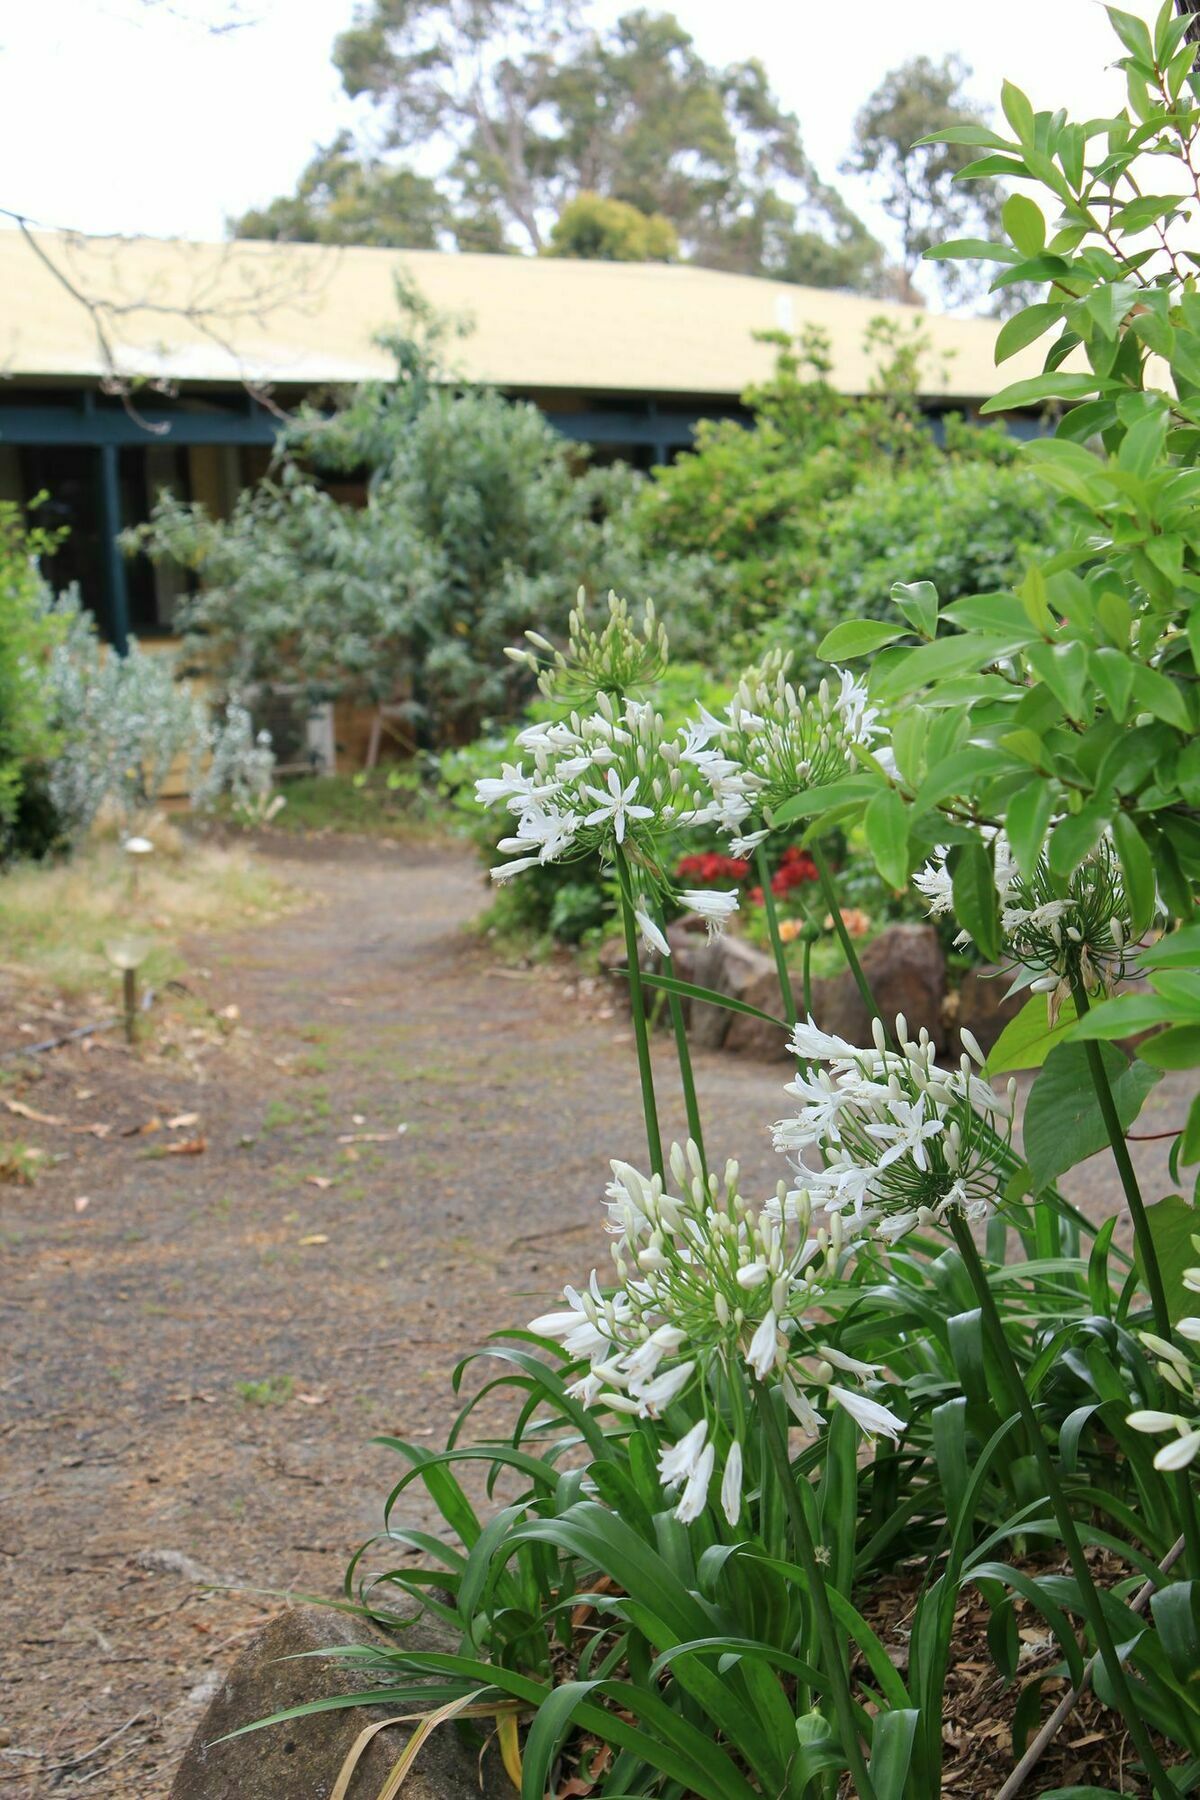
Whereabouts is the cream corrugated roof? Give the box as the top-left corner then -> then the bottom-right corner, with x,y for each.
0,228 -> 1034,400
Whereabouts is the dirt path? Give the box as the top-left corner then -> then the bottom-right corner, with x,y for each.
0,843 -> 793,1797
0,842 -> 1188,1796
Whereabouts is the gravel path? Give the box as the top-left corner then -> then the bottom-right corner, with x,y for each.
0,841 -> 1187,1795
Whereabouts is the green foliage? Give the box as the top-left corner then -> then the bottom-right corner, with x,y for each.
547,191 -> 678,261
244,0 -> 884,285
133,331 -> 712,743
231,129 -> 448,246
0,501 -> 65,840
774,456 -> 1060,672
637,321 -> 1059,664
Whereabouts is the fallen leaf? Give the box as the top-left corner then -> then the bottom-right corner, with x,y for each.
352,1113 -> 366,1126
219,1004 -> 240,1021
306,1176 -> 334,1190
167,1112 -> 199,1130
296,1393 -> 327,1405
165,1137 -> 206,1156
74,1196 -> 90,1213
3,1097 -> 65,1126
298,1233 -> 329,1246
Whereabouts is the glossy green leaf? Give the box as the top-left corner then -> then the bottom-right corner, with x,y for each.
1139,1195 -> 1200,1325
1111,811 -> 1155,935
1000,78 -> 1036,143
1138,1023 -> 1200,1069
986,993 -> 1079,1074
865,787 -> 911,890
1024,1042 -> 1161,1189
995,302 -> 1064,363
891,579 -> 939,639
1067,992 -> 1176,1040
1140,923 -> 1200,968
867,1709 -> 920,1800
1006,779 -> 1055,879
1002,192 -> 1046,256
817,619 -> 906,662
950,839 -> 1003,962
981,372 -> 1102,416
1149,1581 -> 1200,1689
870,633 -> 1029,704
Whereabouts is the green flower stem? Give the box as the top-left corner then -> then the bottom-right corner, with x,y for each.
754,1382 -> 877,1800
949,1214 -> 1180,1800
755,842 -> 797,1028
614,847 -> 664,1180
801,933 -> 814,1021
1068,979 -> 1170,1331
653,901 -> 706,1176
811,838 -> 879,1031
1068,975 -> 1200,1576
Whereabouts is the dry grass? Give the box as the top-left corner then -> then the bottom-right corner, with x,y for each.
0,832 -> 293,1002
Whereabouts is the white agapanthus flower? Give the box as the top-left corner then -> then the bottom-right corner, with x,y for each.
773,1016 -> 1014,1242
530,1140 -> 904,1527
476,689 -> 717,895
681,650 -> 886,846
1128,1244 -> 1200,1471
678,887 -> 740,940
914,830 -> 1136,1006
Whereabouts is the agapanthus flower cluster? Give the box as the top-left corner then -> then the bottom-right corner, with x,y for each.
506,588 -> 668,707
773,1016 -> 1014,1243
1129,1240 -> 1200,1471
681,651 -> 885,856
914,831 -> 1134,1007
530,1141 -> 904,1527
477,692 -> 734,930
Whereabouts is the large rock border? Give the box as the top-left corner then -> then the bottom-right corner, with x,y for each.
601,921 -> 1022,1062
171,1605 -> 506,1800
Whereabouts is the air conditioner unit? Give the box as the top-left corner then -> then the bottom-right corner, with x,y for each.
243,685 -> 335,776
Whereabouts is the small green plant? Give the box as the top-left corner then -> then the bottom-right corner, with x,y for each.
234,1375 -> 295,1408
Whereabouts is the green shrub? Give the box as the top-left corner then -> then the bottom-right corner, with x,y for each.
774,456 -> 1062,669
133,349 -> 715,745
634,322 -> 1060,672
0,501 -> 65,847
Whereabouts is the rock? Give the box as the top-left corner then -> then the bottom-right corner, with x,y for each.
803,972 -> 873,1052
718,941 -> 794,1059
171,1605 -> 505,1800
859,925 -> 946,1050
948,962 -> 1023,1055
679,936 -> 741,1048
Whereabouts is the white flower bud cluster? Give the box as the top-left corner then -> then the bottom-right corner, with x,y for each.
529,1140 -> 904,1528
773,1017 -> 1014,1242
1128,1239 -> 1200,1472
679,653 -> 885,850
505,588 -> 669,706
914,830 -> 1136,1006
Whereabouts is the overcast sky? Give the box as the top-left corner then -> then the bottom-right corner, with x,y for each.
0,0 -> 1153,284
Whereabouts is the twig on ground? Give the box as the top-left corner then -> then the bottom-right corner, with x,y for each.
996,1535 -> 1187,1799
40,1711 -> 149,1776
